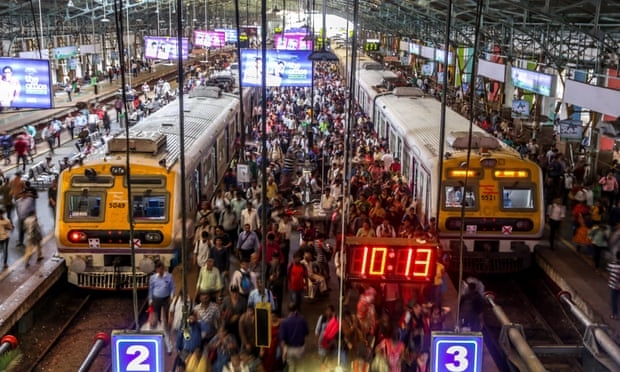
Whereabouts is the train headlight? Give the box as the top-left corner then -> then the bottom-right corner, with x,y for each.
144,232 -> 163,242
139,257 -> 156,273
68,230 -> 88,243
70,256 -> 87,273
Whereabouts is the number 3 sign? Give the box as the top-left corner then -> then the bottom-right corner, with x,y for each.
431,332 -> 483,372
111,331 -> 164,372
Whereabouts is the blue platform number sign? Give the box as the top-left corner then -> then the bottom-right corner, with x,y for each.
111,331 -> 164,372
431,332 -> 483,372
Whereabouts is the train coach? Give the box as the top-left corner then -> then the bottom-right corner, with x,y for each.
55,86 -> 254,289
357,70 -> 545,273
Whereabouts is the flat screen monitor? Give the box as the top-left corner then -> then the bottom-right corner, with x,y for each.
240,49 -> 312,87
0,58 -> 53,110
510,66 -> 555,97
365,39 -> 380,52
144,36 -> 189,60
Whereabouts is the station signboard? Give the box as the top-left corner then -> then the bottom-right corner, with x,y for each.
111,331 -> 164,372
431,332 -> 483,372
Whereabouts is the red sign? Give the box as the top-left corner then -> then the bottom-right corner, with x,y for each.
345,238 -> 436,283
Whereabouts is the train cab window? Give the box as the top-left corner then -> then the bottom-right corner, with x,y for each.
502,187 -> 534,209
67,194 -> 104,219
132,195 -> 168,221
444,185 -> 476,209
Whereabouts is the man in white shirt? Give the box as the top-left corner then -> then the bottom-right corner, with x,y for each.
376,218 -> 396,238
546,197 -> 566,251
240,204 -> 259,232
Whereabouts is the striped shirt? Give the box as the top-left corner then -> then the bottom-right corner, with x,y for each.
607,260 -> 620,289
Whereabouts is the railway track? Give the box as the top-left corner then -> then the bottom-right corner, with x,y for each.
17,280 -> 145,371
478,265 -> 584,371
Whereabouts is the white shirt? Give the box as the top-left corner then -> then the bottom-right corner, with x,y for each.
546,203 -> 566,221
193,239 -> 211,267
240,208 -> 259,231
376,223 -> 396,238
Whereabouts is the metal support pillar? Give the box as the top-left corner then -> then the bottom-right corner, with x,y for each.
77,332 -> 109,372
0,335 -> 18,355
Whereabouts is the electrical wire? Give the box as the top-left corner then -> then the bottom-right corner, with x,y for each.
455,0 -> 484,331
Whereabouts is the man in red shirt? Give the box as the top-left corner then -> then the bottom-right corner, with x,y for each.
13,135 -> 29,171
390,157 -> 402,174
287,251 -> 308,311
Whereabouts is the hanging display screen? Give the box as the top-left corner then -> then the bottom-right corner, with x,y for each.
345,238 -> 436,283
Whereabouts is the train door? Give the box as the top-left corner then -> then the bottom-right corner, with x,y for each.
225,123 -> 230,164
192,169 -> 200,207
217,131 -> 227,183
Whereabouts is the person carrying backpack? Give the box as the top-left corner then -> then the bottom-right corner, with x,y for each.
230,258 -> 255,297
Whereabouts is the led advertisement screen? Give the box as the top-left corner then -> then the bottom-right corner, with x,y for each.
365,39 -> 380,52
53,46 -> 78,60
194,31 -> 226,48
0,58 -> 52,110
240,49 -> 312,87
274,34 -> 313,50
409,43 -> 420,55
144,36 -> 189,60
510,66 -> 555,97
214,28 -> 238,43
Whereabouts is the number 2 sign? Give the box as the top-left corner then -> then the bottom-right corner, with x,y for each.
111,331 -> 164,372
431,332 -> 483,372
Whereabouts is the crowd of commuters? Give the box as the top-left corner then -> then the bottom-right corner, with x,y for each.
137,56 -> 478,372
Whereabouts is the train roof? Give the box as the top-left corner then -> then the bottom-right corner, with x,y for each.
375,92 -> 519,167
356,69 -> 399,98
108,86 -> 240,169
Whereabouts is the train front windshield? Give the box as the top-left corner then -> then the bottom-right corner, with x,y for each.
67,194 -> 103,219
132,195 -> 168,220
502,187 -> 535,209
444,186 -> 476,208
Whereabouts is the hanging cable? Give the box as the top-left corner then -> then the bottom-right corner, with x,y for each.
113,0 -> 139,328
336,0 -> 359,368
455,0 -> 484,331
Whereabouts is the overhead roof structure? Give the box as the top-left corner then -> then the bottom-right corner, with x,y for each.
0,0 -> 618,71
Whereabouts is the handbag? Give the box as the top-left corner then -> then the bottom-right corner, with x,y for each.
208,347 -> 217,363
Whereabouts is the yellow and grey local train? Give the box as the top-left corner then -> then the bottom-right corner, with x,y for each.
55,86 -> 253,289
354,66 -> 544,273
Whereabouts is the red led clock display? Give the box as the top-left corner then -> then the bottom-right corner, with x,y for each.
346,245 -> 436,282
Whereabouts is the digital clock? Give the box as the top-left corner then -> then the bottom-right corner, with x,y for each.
345,237 -> 437,283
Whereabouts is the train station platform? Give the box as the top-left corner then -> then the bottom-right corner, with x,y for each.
536,235 -> 620,342
0,67 -> 179,338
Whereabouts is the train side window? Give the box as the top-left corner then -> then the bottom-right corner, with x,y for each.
502,187 -> 534,209
444,185 -> 476,209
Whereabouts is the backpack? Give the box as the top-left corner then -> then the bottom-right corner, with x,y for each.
239,270 -> 253,293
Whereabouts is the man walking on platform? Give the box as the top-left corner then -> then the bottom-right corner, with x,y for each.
280,303 -> 309,372
148,260 -> 175,330
546,197 -> 566,250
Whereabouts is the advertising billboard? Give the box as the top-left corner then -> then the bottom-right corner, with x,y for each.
0,58 -> 53,110
194,31 -> 226,48
510,66 -> 555,97
274,34 -> 313,50
144,36 -> 189,60
53,46 -> 78,60
511,100 -> 530,119
240,49 -> 312,87
214,28 -> 238,43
